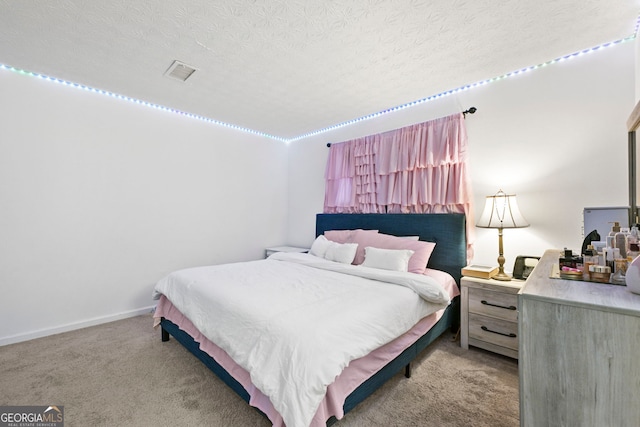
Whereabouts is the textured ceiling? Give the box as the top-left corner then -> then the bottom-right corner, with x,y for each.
0,0 -> 638,139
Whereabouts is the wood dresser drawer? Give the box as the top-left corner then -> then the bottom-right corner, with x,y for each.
468,287 -> 518,322
468,313 -> 518,351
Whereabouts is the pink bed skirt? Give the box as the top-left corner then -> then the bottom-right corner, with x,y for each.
154,295 -> 451,427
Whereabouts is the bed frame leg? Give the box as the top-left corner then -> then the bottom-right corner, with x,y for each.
404,363 -> 412,378
161,325 -> 170,342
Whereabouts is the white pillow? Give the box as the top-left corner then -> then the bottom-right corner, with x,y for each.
324,241 -> 358,264
309,235 -> 332,258
361,246 -> 415,272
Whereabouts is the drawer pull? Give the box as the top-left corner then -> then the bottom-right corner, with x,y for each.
481,325 -> 516,338
481,300 -> 516,311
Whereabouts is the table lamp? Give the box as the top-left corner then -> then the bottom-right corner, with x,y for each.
476,190 -> 529,281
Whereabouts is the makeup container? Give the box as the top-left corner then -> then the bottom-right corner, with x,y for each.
589,265 -> 611,283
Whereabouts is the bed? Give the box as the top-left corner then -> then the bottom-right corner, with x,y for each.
154,213 -> 467,426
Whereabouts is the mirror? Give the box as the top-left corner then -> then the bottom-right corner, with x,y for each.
628,101 -> 640,226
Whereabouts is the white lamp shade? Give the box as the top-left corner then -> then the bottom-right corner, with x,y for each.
477,191 -> 529,229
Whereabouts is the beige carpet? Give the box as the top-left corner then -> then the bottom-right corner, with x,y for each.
0,315 -> 519,426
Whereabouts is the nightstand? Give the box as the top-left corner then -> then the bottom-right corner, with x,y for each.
265,246 -> 309,258
460,276 -> 523,359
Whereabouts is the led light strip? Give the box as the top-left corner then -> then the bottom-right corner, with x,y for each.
0,64 -> 287,142
0,32 -> 636,144
288,34 -> 636,143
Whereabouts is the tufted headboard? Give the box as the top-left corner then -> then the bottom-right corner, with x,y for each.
316,213 -> 467,285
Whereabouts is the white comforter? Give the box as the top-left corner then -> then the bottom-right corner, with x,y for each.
153,252 -> 450,427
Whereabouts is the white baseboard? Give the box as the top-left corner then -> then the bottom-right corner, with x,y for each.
0,306 -> 156,347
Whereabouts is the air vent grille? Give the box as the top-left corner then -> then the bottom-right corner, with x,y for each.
164,60 -> 196,82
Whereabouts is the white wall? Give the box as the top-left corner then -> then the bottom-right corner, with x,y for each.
0,71 -> 289,345
288,40 -> 635,270
1,39 -> 635,345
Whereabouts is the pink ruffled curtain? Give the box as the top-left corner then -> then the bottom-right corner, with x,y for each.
324,113 -> 474,258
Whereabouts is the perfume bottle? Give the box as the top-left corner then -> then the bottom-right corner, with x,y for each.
559,248 -> 582,270
582,245 -> 598,280
615,227 -> 629,259
612,258 -> 627,285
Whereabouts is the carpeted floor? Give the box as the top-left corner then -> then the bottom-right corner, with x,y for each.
0,315 -> 519,426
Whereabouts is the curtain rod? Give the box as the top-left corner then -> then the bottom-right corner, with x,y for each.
462,106 -> 477,117
327,107 -> 477,147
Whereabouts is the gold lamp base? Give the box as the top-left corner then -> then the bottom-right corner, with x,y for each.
492,270 -> 512,281
493,226 -> 511,281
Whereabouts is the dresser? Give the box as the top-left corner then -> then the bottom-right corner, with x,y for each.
519,249 -> 640,427
460,276 -> 522,359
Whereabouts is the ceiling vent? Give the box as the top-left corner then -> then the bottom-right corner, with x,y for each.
164,60 -> 197,82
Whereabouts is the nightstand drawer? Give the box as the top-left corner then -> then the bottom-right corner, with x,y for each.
469,313 -> 518,351
468,287 -> 518,322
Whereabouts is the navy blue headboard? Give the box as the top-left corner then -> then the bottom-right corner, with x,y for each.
316,213 -> 467,285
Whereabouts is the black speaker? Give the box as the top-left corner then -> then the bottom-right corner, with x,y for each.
513,256 -> 540,280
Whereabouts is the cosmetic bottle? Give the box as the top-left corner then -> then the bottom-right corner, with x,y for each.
628,227 -> 640,261
612,258 -> 628,285
603,247 -> 618,272
582,245 -> 598,280
629,242 -> 640,262
615,227 -> 629,259
607,222 -> 621,248
559,248 -> 582,270
591,241 -> 606,265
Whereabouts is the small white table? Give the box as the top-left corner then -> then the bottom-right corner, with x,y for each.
265,246 -> 309,258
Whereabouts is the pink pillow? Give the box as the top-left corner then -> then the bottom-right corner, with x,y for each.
325,229 -> 379,263
324,229 -> 378,244
350,231 -> 436,274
